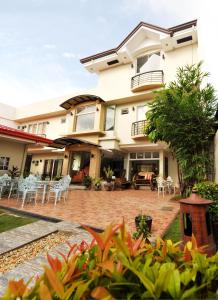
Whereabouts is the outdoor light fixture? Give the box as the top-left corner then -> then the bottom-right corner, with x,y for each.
64,154 -> 68,159
132,106 -> 135,111
40,160 -> 42,163
162,54 -> 165,60
70,112 -> 73,116
91,154 -> 95,158
96,107 -> 99,111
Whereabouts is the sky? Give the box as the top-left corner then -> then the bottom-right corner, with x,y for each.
0,0 -> 216,107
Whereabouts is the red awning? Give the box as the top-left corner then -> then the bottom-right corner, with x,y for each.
0,124 -> 53,144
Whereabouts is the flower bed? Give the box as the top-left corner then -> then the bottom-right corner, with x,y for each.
0,231 -> 72,273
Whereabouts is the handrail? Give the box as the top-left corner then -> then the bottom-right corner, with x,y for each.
131,70 -> 164,89
131,120 -> 147,136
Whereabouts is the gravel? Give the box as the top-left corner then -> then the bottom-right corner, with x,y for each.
0,231 -> 72,273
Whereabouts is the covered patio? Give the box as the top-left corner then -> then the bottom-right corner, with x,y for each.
0,189 -> 179,241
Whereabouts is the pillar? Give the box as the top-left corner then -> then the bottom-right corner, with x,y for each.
89,147 -> 101,179
159,150 -> 164,177
62,150 -> 70,175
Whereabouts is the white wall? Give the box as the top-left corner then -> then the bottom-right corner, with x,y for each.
0,102 -> 17,127
0,139 -> 26,175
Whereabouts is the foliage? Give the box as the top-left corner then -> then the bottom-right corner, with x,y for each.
163,215 -> 181,243
82,175 -> 92,188
103,166 -> 114,182
3,222 -> 218,300
195,181 -> 218,221
93,178 -> 102,190
133,215 -> 151,240
145,63 -> 217,196
7,166 -> 20,179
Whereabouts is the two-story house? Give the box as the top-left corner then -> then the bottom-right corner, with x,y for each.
4,19 -> 198,184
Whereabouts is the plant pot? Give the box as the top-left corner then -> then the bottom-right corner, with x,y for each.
135,215 -> 152,233
104,182 -> 113,191
94,185 -> 101,191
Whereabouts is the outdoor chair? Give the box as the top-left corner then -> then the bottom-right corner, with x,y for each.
156,176 -> 166,197
47,175 -> 71,205
8,178 -> 19,199
166,176 -> 176,195
17,178 -> 38,208
0,174 -> 11,199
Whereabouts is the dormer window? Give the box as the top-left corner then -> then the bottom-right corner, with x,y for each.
75,105 -> 95,131
136,52 -> 160,74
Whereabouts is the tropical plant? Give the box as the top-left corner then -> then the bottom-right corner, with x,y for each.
103,166 -> 114,182
145,63 -> 217,196
8,166 -> 20,179
133,215 -> 151,240
93,178 -> 102,190
195,181 -> 218,221
3,222 -> 218,299
82,175 -> 92,188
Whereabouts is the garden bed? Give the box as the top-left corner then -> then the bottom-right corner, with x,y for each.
0,231 -> 72,273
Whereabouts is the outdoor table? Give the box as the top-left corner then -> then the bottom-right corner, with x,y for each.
36,180 -> 58,204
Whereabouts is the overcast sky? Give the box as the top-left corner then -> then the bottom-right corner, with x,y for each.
0,0 -> 216,107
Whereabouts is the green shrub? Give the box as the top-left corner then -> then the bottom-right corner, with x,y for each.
3,223 -> 218,299
195,181 -> 218,221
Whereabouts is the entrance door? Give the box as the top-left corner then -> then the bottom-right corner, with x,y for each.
69,152 -> 90,183
24,154 -> 32,176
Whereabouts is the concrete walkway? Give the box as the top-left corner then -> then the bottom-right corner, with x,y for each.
0,220 -> 91,295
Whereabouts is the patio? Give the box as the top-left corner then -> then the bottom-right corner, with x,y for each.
0,189 -> 180,241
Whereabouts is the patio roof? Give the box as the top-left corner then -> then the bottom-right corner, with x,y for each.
60,94 -> 105,110
0,124 -> 53,145
52,137 -> 100,149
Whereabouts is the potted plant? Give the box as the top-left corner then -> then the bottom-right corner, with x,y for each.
135,213 -> 152,233
8,166 -> 20,179
133,214 -> 151,240
103,166 -> 114,191
82,175 -> 92,189
93,178 -> 102,191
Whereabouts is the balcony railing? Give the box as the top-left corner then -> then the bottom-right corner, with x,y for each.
131,120 -> 147,136
131,70 -> 164,91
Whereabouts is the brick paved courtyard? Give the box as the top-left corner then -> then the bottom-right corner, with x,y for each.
0,189 -> 180,241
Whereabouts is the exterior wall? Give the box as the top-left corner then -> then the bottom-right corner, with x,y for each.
0,139 -> 26,175
167,152 -> 179,187
29,153 -> 64,175
0,102 -> 17,128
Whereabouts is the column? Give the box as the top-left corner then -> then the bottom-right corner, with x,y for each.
159,150 -> 164,177
62,150 -> 70,175
89,147 -> 101,179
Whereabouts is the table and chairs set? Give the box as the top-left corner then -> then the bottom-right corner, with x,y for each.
156,176 -> 176,197
0,174 -> 71,207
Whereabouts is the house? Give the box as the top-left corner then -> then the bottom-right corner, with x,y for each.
0,20 -> 199,184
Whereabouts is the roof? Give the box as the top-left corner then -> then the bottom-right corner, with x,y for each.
52,137 -> 100,149
0,124 -> 53,144
80,19 -> 197,64
60,94 -> 105,110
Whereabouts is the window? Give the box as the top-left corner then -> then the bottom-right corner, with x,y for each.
61,118 -> 66,124
28,123 -> 37,134
136,52 -> 160,74
75,105 -> 95,131
0,157 -> 10,170
144,152 -> 152,158
37,122 -> 47,135
130,153 -> 136,159
137,153 -> 144,159
121,108 -> 129,115
137,105 -> 147,121
153,152 -> 159,158
105,105 -> 115,131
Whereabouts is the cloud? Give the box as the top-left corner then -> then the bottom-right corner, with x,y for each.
62,52 -> 77,59
43,44 -> 56,49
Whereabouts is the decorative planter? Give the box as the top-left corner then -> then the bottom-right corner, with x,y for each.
104,182 -> 113,191
94,185 -> 102,191
135,215 -> 152,233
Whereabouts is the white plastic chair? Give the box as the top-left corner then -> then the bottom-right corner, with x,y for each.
0,174 -> 11,199
166,176 -> 176,195
17,178 -> 38,208
157,176 -> 166,197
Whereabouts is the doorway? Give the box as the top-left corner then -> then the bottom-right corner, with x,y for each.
43,159 -> 63,180
69,151 -> 90,183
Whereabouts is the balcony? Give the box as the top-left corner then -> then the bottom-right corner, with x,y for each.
131,120 -> 147,139
131,70 -> 164,92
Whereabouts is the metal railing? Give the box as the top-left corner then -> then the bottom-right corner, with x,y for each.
131,120 -> 147,136
131,70 -> 164,90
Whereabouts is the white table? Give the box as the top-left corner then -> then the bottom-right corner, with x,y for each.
36,180 -> 58,204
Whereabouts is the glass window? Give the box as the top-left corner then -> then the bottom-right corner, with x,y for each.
153,152 -> 160,158
144,152 -> 152,158
105,105 -> 115,131
38,122 -> 47,135
75,105 -> 95,131
137,153 -> 144,159
130,153 -> 136,159
137,105 -> 147,121
0,157 -> 10,170
136,52 -> 161,74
